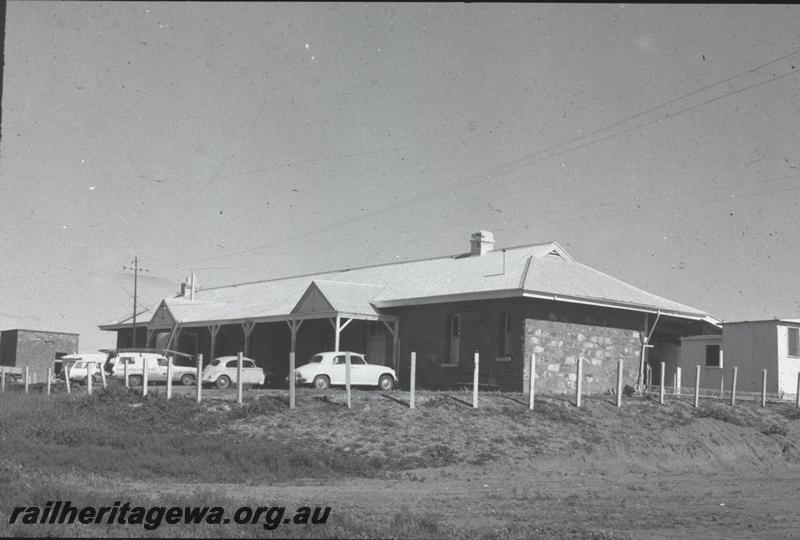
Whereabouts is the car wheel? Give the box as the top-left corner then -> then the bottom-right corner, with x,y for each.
378,374 -> 395,391
313,375 -> 330,390
180,374 -> 195,386
216,375 -> 231,389
129,375 -> 143,387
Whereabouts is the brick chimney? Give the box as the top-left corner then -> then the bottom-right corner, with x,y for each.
470,230 -> 495,256
179,273 -> 199,300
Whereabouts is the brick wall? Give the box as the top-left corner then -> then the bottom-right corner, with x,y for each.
387,298 -> 527,390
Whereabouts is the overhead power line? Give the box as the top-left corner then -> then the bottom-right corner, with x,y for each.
158,47 -> 800,269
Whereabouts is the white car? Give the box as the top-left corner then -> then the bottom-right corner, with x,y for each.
109,352 -> 197,386
60,353 -> 107,384
293,351 -> 397,391
202,356 -> 265,389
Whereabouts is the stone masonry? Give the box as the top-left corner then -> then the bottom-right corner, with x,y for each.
524,319 -> 641,395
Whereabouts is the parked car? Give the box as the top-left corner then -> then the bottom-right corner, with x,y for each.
60,353 -> 106,384
293,351 -> 397,390
109,352 -> 197,386
202,356 -> 265,388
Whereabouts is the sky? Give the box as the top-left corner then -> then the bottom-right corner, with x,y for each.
1,2 -> 799,352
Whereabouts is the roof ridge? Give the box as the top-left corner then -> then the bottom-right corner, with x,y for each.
199,242 -> 556,292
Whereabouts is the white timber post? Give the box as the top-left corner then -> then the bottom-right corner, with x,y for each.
87,365 -> 93,396
237,351 -> 243,405
473,350 -> 479,409
796,372 -> 800,408
575,357 -> 583,408
529,354 -> 536,411
616,359 -> 624,408
659,361 -> 665,405
196,354 -> 203,404
166,356 -> 173,400
124,360 -> 129,388
761,369 -> 767,407
24,367 -> 29,394
345,352 -> 352,409
694,365 -> 700,408
289,351 -> 296,409
46,368 -> 52,396
730,367 -> 738,407
334,315 -> 341,352
288,319 -> 302,410
99,362 -> 107,389
676,366 -> 682,396
65,365 -> 71,394
409,352 -> 416,410
142,357 -> 149,397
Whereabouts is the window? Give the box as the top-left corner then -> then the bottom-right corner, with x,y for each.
451,314 -> 461,338
349,355 -> 366,365
444,314 -> 461,366
705,344 -> 721,367
789,327 -> 800,357
333,355 -> 346,365
157,358 -> 168,367
498,311 -> 512,357
244,360 -> 256,368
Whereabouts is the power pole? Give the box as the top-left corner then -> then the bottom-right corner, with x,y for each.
123,257 -> 150,348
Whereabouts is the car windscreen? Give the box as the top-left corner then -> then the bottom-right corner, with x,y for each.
309,355 -> 323,363
209,359 -> 221,366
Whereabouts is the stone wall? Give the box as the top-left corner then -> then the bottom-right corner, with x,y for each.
524,318 -> 642,395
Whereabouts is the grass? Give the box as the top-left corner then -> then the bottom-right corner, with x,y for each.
3,384 -> 800,537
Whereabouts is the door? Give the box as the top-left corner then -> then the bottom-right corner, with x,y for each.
366,323 -> 387,366
152,357 -> 169,381
330,353 -> 347,385
449,314 -> 461,365
347,353 -> 368,384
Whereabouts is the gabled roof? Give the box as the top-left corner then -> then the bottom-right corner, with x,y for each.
99,240 -> 718,330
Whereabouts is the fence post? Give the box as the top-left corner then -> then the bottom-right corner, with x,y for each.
694,365 -> 700,408
65,365 -> 71,394
124,359 -> 129,388
289,352 -> 296,410
99,362 -> 107,389
1,368 -> 4,393
142,357 -> 149,397
529,354 -> 536,411
409,352 -> 416,409
616,359 -> 623,408
237,352 -> 243,405
473,350 -> 479,409
166,356 -> 173,400
676,367 -> 682,396
345,353 -> 352,409
196,354 -> 203,404
719,370 -> 724,397
761,369 -> 767,407
575,357 -> 583,408
47,368 -> 52,396
87,366 -> 93,396
25,367 -> 29,394
796,372 -> 800,408
659,361 -> 665,405
730,367 -> 738,407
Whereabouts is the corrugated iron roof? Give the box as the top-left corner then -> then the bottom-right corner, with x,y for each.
100,241 -> 715,329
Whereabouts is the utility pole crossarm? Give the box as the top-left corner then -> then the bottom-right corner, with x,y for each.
123,256 -> 151,348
